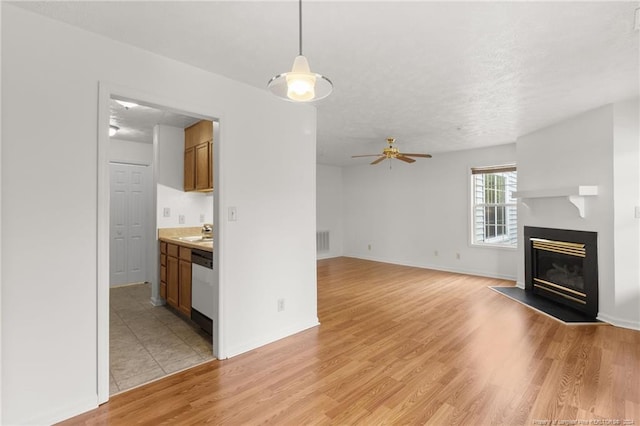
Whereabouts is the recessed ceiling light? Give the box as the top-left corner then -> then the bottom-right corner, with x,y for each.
109,125 -> 119,137
115,100 -> 138,109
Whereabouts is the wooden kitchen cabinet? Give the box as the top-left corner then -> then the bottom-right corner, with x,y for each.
160,242 -> 192,316
178,259 -> 192,316
160,253 -> 167,300
185,120 -> 212,149
166,254 -> 179,308
184,147 -> 195,191
195,142 -> 211,190
184,120 -> 213,192
160,242 -> 168,300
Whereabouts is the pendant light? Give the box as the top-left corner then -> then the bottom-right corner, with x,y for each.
267,0 -> 332,102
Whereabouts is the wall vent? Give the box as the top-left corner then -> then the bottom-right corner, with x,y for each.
316,230 -> 330,252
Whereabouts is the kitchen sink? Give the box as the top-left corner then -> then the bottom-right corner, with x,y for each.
178,236 -> 213,242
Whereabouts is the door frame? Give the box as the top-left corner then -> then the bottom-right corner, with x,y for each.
97,82 -> 224,403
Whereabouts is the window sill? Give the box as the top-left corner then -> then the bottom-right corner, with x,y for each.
470,242 -> 518,251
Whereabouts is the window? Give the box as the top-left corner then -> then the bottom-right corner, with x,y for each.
471,164 -> 517,247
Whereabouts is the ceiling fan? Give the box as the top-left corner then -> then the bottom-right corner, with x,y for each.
352,137 -> 433,165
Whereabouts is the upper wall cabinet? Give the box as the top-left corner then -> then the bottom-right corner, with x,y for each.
184,120 -> 213,192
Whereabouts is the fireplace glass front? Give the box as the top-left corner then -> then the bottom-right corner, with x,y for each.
524,227 -> 598,318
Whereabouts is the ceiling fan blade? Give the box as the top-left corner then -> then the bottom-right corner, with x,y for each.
396,155 -> 416,163
401,153 -> 432,158
370,156 -> 386,165
352,154 -> 383,158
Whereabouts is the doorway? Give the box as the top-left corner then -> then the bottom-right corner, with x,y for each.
99,85 -> 222,401
108,161 -> 213,395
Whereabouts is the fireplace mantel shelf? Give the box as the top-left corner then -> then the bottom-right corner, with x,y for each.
513,186 -> 598,218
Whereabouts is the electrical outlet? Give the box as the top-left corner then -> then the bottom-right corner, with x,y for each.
178,215 -> 185,224
277,298 -> 285,312
635,206 -> 640,219
434,250 -> 439,257
163,207 -> 171,217
456,252 -> 461,260
368,244 -> 372,251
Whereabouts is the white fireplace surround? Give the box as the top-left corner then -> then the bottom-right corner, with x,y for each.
514,185 -> 599,218
516,101 -> 639,331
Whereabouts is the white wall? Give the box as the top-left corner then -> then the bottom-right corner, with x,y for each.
0,4 -> 3,420
155,124 -> 213,228
342,144 -> 518,280
516,101 -> 640,329
316,164 -> 344,259
1,5 -> 318,424
109,138 -> 153,165
612,99 -> 640,328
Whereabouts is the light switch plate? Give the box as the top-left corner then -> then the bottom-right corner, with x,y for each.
635,206 -> 640,219
228,207 -> 238,222
163,207 -> 171,217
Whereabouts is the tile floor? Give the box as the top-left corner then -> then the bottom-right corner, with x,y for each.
110,282 -> 214,395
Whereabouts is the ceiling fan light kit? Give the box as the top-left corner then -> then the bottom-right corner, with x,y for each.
267,0 -> 332,102
352,137 -> 432,165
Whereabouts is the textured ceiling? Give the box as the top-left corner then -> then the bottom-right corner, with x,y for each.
14,1 -> 640,165
110,98 -> 200,143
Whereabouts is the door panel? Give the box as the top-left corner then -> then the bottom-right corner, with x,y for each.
112,236 -> 126,275
109,163 -> 151,286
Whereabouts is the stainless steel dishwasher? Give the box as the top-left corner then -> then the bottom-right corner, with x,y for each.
191,249 -> 214,335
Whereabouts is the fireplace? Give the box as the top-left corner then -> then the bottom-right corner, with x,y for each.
524,226 -> 598,318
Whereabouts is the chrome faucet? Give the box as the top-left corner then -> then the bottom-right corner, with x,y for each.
201,223 -> 213,239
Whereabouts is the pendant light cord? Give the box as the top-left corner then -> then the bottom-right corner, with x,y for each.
298,0 -> 303,56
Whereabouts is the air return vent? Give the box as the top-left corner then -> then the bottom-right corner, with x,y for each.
316,230 -> 330,252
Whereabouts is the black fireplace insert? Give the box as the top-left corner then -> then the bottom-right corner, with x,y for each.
524,226 -> 598,319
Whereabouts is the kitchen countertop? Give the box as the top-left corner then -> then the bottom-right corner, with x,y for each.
158,227 -> 213,253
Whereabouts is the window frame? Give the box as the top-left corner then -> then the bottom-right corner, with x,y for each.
469,164 -> 518,249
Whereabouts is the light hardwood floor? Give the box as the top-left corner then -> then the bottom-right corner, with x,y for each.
62,257 -> 640,425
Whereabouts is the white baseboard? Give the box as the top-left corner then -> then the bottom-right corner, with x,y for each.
150,295 -> 165,306
224,318 -> 320,359
597,313 -> 640,331
19,395 -> 97,426
317,253 -> 342,260
345,254 -> 517,282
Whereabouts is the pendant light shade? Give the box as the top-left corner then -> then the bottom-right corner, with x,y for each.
267,0 -> 332,102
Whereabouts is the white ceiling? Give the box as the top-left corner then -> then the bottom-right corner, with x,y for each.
110,98 -> 200,143
15,1 -> 640,165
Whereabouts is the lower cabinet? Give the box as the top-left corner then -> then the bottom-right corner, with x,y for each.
178,247 -> 192,316
166,255 -> 179,307
160,242 -> 191,316
160,247 -> 167,299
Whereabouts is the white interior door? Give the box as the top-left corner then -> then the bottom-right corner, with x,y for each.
110,163 -> 151,286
